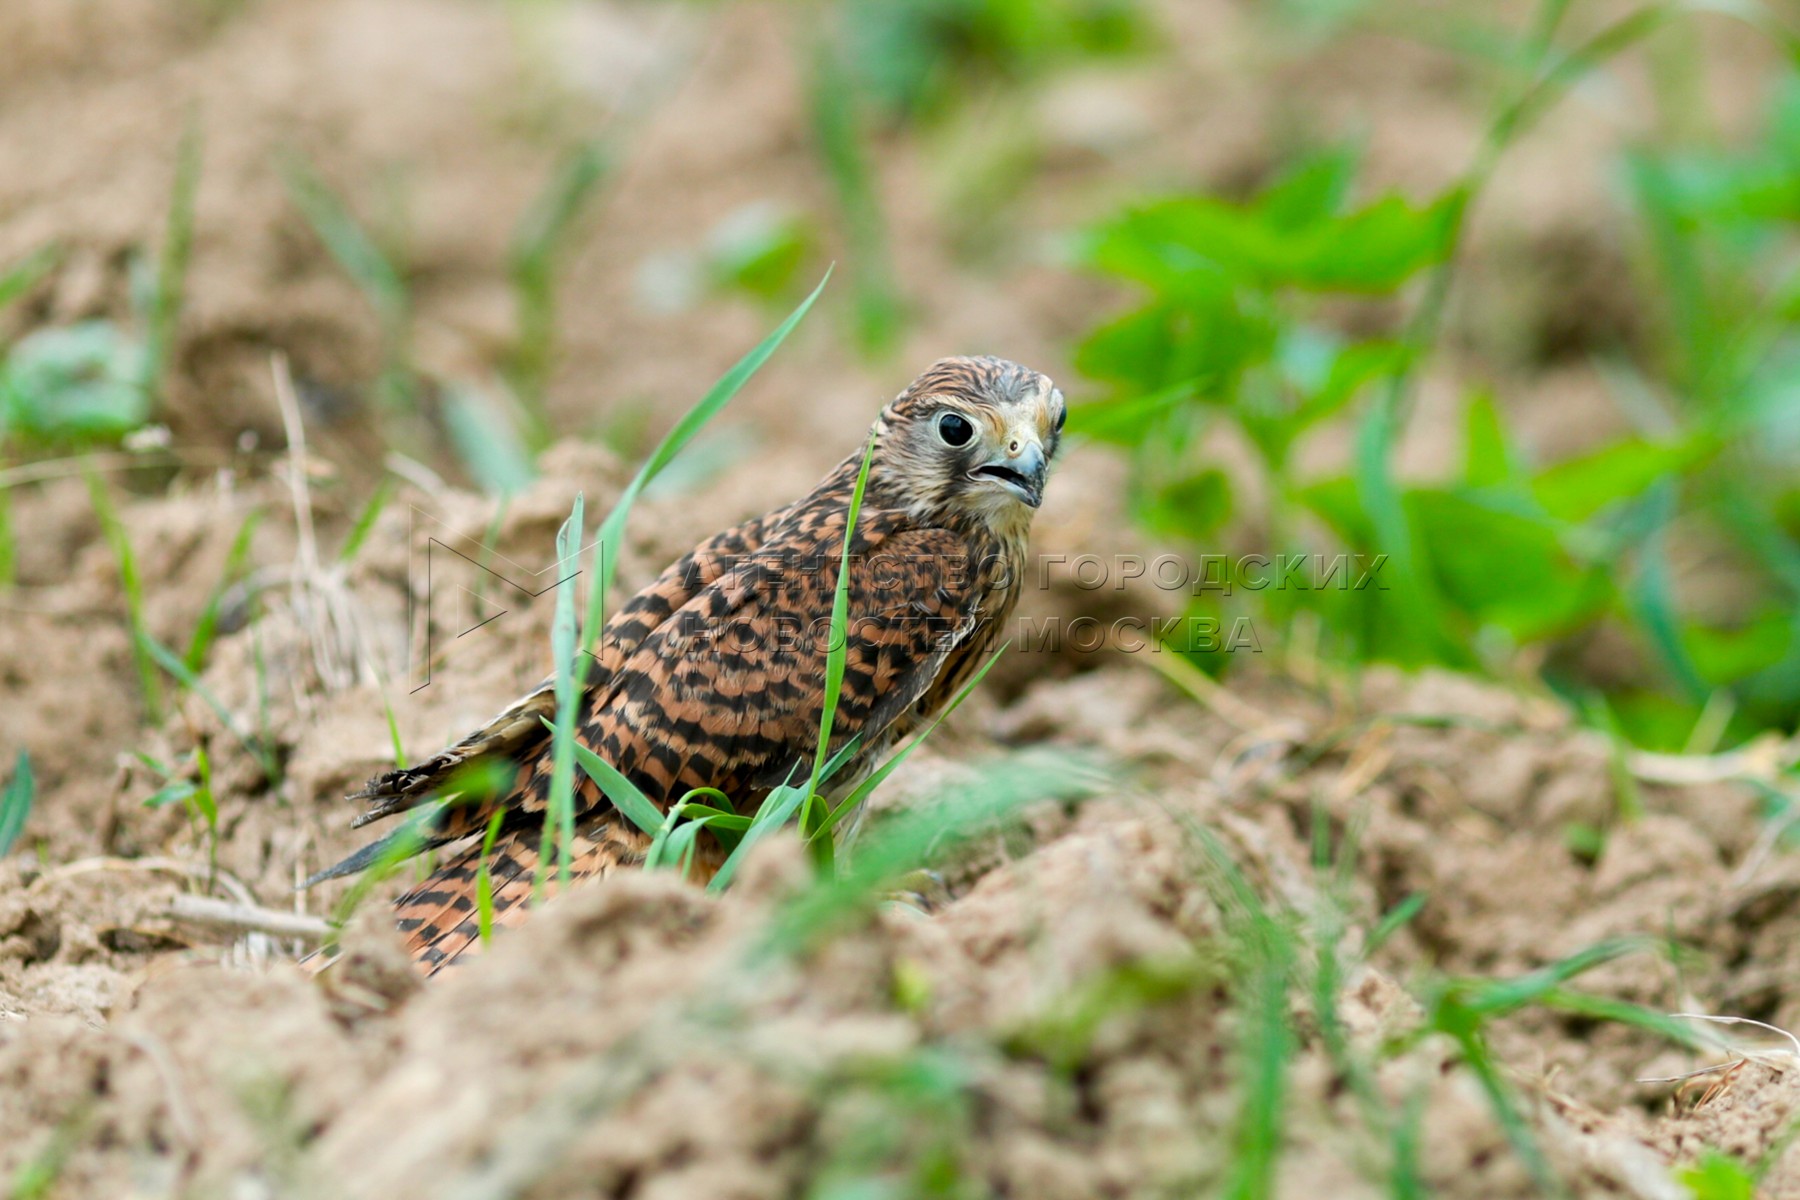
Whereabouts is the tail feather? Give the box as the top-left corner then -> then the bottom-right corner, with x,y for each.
394,820 -> 647,976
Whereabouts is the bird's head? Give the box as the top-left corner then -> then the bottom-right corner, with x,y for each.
873,356 -> 1064,535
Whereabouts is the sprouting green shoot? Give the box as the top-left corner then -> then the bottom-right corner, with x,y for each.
0,749 -> 34,857
140,628 -> 277,782
185,507 -> 263,673
337,475 -> 396,565
84,469 -> 163,723
381,688 -> 407,769
192,741 -> 219,885
141,116 -> 203,404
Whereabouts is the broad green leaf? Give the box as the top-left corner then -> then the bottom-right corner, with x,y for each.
1532,436 -> 1715,523
2,322 -> 150,443
1462,391 -> 1517,488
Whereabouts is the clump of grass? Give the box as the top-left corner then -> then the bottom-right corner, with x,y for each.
139,745 -> 220,884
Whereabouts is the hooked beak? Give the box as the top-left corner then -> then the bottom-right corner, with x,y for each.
968,436 -> 1047,509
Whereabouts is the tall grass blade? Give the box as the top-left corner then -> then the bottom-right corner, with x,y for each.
576,269 -> 833,665
279,151 -> 413,410
804,431 -> 876,853
535,494 -> 584,899
140,629 -> 276,780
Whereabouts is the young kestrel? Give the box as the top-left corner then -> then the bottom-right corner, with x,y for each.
313,356 -> 1064,974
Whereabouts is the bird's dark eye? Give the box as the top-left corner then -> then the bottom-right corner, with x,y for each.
937,412 -> 974,447
1053,406 -> 1066,433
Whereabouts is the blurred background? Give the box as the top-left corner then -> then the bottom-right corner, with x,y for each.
3,0 -> 1799,755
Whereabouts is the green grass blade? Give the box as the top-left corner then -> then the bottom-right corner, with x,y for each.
509,142 -> 609,426
806,432 -> 877,825
477,809 -> 505,946
535,494 -> 585,899
139,628 -> 275,780
553,718 -> 664,838
532,275 -> 830,901
338,476 -> 397,564
0,750 -> 34,856
279,152 -> 408,323
279,151 -> 413,411
84,469 -> 163,722
577,269 -> 832,664
184,507 -> 262,672
142,117 -> 202,403
0,245 -> 60,314
442,384 -> 538,497
815,638 -> 1012,841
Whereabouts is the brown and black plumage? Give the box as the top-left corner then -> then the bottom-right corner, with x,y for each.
314,356 -> 1065,975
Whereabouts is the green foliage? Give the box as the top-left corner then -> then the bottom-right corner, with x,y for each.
1078,45 -> 1800,748
836,0 -> 1147,121
0,750 -> 33,858
0,125 -> 196,450
2,322 -> 151,445
1680,1151 -> 1757,1200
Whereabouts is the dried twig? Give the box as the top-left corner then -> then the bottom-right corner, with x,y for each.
166,893 -> 331,942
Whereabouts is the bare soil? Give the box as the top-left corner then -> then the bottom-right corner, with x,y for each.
3,1 -> 1796,1196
